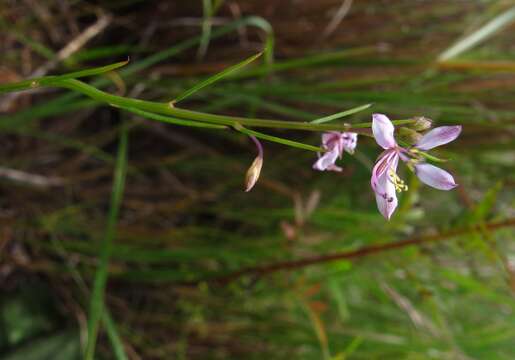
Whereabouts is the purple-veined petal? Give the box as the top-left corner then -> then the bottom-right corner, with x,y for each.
322,132 -> 341,149
374,168 -> 398,220
371,150 -> 398,192
371,152 -> 399,219
415,126 -> 462,150
415,163 -> 457,190
313,147 -> 340,171
372,114 -> 397,149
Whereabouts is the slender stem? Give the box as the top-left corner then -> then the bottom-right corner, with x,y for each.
235,123 -> 323,152
3,77 -> 416,132
124,107 -> 227,129
250,135 -> 264,159
59,78 -> 354,131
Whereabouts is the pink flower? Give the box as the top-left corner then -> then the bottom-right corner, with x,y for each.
371,114 -> 461,219
313,132 -> 358,172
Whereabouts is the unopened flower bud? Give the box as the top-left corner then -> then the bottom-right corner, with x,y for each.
244,135 -> 264,192
398,127 -> 423,145
244,156 -> 263,192
410,116 -> 433,131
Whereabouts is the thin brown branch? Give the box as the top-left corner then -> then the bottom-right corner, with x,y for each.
200,218 -> 515,286
0,166 -> 64,187
0,12 -> 111,110
322,0 -> 353,38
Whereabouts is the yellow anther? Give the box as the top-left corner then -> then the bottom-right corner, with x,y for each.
388,169 -> 408,193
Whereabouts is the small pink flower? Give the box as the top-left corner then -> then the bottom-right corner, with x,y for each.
313,132 -> 358,172
371,114 -> 461,219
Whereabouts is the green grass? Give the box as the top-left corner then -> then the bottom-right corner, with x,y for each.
0,1 -> 514,359
85,123 -> 129,359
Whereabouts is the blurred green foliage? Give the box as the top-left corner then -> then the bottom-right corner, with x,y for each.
0,0 -> 514,359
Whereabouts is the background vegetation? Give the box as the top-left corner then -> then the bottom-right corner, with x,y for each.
1,0 -> 514,359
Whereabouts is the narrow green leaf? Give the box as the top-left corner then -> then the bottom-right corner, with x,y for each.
0,60 -> 129,94
310,104 -> 372,124
50,59 -> 130,81
0,79 -> 40,94
438,6 -> 515,61
103,308 -> 129,360
124,107 -> 227,129
174,52 -> 263,103
232,47 -> 375,79
197,0 -> 214,59
85,124 -> 129,360
234,124 -> 323,152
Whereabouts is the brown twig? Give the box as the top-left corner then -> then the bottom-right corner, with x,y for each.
200,218 -> 515,286
322,0 -> 353,38
0,12 -> 111,110
0,166 -> 64,187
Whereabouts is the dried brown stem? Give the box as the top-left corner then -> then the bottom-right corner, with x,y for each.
0,12 -> 111,110
202,218 -> 515,286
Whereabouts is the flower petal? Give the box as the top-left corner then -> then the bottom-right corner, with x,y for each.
371,154 -> 399,220
326,164 -> 343,172
375,191 -> 397,220
415,163 -> 457,190
322,132 -> 340,149
415,126 -> 462,150
372,114 -> 397,149
371,150 -> 398,192
313,148 -> 340,171
374,170 -> 398,220
342,132 -> 358,154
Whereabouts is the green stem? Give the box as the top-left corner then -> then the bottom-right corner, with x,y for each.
5,77 -> 415,133
59,79 -> 353,131
234,123 -> 323,152
85,124 -> 128,360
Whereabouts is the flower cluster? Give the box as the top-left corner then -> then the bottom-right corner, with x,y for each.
313,131 -> 358,172
314,114 -> 462,220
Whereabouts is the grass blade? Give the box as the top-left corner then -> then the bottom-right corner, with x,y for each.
174,52 -> 263,103
0,60 -> 129,94
123,16 -> 273,77
51,59 -> 130,81
85,124 -> 129,360
103,308 -> 129,360
438,6 -> 515,61
197,0 -> 214,60
309,104 -> 372,124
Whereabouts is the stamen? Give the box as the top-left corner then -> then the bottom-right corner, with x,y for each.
388,169 -> 408,193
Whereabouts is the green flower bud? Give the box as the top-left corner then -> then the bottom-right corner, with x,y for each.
410,116 -> 433,131
398,127 -> 423,145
